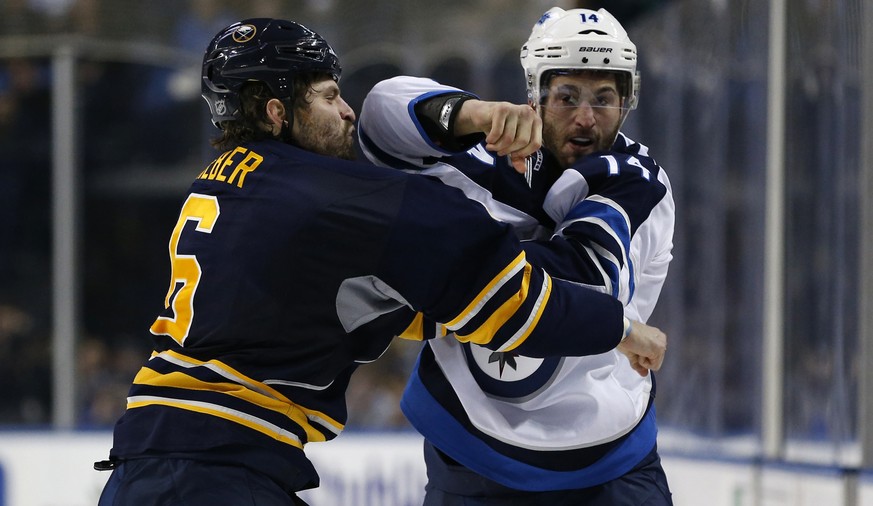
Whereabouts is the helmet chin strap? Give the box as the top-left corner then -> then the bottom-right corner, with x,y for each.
612,106 -> 631,146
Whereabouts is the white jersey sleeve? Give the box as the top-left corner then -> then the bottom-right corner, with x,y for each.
626,170 -> 674,322
542,137 -> 674,322
358,76 -> 473,169
361,76 -> 674,484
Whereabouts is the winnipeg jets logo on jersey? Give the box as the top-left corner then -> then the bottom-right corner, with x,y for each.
468,344 -> 543,381
488,352 -> 519,376
464,343 -> 562,398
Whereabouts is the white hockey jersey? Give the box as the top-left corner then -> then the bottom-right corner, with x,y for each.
359,76 -> 675,490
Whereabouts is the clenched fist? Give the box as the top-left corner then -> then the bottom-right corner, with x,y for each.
454,99 -> 542,174
617,320 -> 667,377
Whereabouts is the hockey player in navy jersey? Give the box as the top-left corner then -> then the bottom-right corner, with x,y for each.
359,7 -> 675,505
94,17 -> 667,506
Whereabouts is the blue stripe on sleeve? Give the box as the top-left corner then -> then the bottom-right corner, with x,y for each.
563,199 -> 634,299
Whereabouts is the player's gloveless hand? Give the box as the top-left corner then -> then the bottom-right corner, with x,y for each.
617,320 -> 667,377
455,100 -> 542,174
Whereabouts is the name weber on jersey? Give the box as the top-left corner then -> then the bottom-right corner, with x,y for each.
197,147 -> 264,188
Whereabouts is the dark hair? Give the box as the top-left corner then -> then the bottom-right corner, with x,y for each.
209,71 -> 333,151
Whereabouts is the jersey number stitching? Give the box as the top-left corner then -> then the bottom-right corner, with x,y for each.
150,193 -> 220,345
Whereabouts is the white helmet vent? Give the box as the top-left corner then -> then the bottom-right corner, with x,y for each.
532,46 -> 569,59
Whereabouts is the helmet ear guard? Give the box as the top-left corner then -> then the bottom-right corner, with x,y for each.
201,60 -> 242,127
520,7 -> 639,112
200,18 -> 342,129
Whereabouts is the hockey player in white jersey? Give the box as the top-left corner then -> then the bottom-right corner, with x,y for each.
359,7 -> 674,505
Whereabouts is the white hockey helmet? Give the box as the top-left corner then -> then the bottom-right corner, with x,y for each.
520,7 -> 640,110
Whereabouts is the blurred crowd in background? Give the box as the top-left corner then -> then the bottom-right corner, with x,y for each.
0,0 -> 866,466
1,0 -> 672,430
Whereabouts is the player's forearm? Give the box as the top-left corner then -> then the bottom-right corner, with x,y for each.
454,99 -> 542,159
452,99 -> 489,137
505,275 -> 626,358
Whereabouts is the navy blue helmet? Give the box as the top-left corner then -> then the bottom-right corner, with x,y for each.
201,18 -> 342,128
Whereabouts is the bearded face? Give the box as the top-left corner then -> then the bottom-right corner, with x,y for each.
538,72 -> 625,169
291,79 -> 357,161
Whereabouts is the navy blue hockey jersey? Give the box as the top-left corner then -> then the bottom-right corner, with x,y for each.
107,138 -> 626,492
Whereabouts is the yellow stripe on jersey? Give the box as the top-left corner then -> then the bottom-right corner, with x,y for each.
495,271 -> 552,352
445,251 -> 527,331
141,350 -> 344,435
157,349 -> 288,400
132,367 -> 331,443
397,312 -> 425,341
126,395 -> 304,449
454,262 -> 532,346
397,312 -> 447,341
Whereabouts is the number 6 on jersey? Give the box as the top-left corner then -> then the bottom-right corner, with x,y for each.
150,193 -> 220,345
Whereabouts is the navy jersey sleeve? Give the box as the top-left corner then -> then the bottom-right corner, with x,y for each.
378,173 -> 624,357
529,146 -> 675,319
